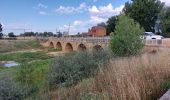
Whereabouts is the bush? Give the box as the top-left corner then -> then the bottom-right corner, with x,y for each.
0,52 -> 51,63
48,50 -> 111,88
15,59 -> 52,98
110,15 -> 144,56
0,77 -> 24,100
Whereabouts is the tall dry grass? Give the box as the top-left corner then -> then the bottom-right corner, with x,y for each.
50,47 -> 170,100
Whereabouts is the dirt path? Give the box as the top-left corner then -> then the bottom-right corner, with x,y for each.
47,51 -> 66,56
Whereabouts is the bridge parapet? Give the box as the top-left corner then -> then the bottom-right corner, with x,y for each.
49,37 -> 110,44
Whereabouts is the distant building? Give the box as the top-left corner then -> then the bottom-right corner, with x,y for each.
63,31 -> 69,37
81,32 -> 90,37
89,26 -> 106,37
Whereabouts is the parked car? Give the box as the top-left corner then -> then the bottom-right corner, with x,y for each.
142,32 -> 164,40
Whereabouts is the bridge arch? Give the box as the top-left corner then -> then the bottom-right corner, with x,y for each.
65,43 -> 73,52
49,42 -> 54,48
56,42 -> 62,50
93,45 -> 103,51
78,44 -> 87,51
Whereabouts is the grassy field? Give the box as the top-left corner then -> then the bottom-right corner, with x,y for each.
0,51 -> 52,63
48,47 -> 170,100
1,39 -> 170,100
0,40 -> 43,53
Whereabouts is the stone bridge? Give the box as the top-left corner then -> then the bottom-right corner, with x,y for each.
47,37 -> 109,52
42,37 -> 169,52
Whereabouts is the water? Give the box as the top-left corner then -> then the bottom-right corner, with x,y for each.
4,62 -> 19,67
0,61 -> 19,68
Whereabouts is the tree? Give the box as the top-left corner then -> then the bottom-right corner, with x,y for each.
97,22 -> 106,28
8,32 -> 16,37
57,31 -> 62,37
0,23 -> 3,38
43,32 -> 53,37
106,16 -> 119,35
22,32 -> 35,36
123,0 -> 164,32
161,7 -> 170,37
110,15 -> 144,56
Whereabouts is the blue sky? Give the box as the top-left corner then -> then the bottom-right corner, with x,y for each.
0,0 -> 169,35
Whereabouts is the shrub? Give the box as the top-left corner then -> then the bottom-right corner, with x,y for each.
0,52 -> 51,63
48,50 -> 111,88
110,15 -> 144,56
0,77 -> 24,100
79,92 -> 109,100
15,59 -> 52,98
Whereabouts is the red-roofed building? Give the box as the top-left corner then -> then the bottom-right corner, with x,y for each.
89,26 -> 106,37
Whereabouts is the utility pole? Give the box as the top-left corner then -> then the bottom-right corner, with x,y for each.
68,23 -> 70,36
24,29 -> 25,40
56,27 -> 57,37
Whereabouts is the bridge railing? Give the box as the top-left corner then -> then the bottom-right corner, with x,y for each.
49,37 -> 110,44
48,37 -> 169,47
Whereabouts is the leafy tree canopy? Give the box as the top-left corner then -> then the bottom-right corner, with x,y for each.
8,32 -> 16,37
106,16 -> 119,35
110,15 -> 144,56
123,0 -> 164,32
0,23 -> 3,38
161,7 -> 170,37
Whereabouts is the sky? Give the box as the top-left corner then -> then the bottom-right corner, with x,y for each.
0,0 -> 170,35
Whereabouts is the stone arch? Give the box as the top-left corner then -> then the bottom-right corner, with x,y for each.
65,43 -> 73,52
93,45 -> 103,51
78,44 -> 87,51
56,42 -> 62,50
49,42 -> 54,48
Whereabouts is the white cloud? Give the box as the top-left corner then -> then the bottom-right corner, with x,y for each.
73,20 -> 83,26
88,4 -> 124,27
54,2 -> 87,14
33,3 -> 48,9
161,0 -> 170,6
39,11 -> 47,15
89,16 -> 107,24
89,3 -> 124,18
59,3 -> 124,35
38,3 -> 48,9
89,6 -> 99,13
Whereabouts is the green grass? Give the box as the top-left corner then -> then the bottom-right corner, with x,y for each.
0,59 -> 53,100
47,48 -> 61,52
0,52 -> 51,63
15,59 -> 52,99
14,40 -> 42,49
0,40 -> 43,53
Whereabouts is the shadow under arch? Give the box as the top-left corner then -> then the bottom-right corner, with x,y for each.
65,43 -> 73,52
78,44 -> 87,51
56,42 -> 62,50
49,42 -> 54,48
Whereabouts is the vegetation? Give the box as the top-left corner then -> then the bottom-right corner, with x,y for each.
15,59 -> 52,99
8,32 -> 16,37
162,7 -> 170,37
0,23 -> 3,38
0,77 -> 24,100
20,31 -> 55,37
48,51 -> 111,88
123,0 -> 164,32
0,40 -> 42,53
106,16 -> 119,35
97,22 -> 106,28
46,48 -> 170,100
110,15 -> 144,56
47,48 -> 61,52
0,52 -> 51,63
